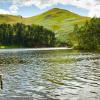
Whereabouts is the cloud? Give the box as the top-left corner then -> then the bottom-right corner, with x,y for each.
0,0 -> 100,17
9,5 -> 18,13
10,0 -> 100,17
0,9 -> 10,14
88,5 -> 100,17
0,5 -> 18,15
11,0 -> 97,9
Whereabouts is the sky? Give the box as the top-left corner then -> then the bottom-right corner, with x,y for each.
0,0 -> 100,17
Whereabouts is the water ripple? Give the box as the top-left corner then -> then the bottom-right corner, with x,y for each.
0,50 -> 100,100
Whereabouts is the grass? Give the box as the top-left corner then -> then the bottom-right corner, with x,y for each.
0,45 -> 22,49
0,14 -> 24,24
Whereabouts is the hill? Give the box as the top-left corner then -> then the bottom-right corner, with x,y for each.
25,8 -> 90,44
0,8 -> 90,45
0,14 -> 24,24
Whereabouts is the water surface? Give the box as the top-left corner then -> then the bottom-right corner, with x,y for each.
0,49 -> 100,100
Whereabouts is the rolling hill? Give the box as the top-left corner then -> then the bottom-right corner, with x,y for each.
0,8 -> 90,44
0,14 -> 24,24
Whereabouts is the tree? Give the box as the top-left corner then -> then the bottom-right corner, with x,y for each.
73,18 -> 100,50
0,23 -> 55,47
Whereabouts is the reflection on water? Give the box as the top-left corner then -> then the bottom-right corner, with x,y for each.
0,49 -> 100,100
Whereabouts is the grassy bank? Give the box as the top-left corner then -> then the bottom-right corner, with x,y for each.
0,45 -> 22,49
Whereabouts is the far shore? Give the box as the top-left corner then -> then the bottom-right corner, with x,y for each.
0,47 -> 73,52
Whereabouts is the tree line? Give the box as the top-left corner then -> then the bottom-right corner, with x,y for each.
0,23 -> 55,47
72,18 -> 100,50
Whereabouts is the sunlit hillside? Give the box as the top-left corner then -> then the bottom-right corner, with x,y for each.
0,8 -> 90,44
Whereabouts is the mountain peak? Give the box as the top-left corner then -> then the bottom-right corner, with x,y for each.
40,7 -> 81,19
51,8 -> 61,10
49,7 -> 75,13
48,7 -> 67,12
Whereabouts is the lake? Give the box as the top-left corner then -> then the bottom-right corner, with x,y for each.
0,49 -> 100,100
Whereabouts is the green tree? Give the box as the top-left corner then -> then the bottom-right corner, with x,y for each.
73,18 -> 100,50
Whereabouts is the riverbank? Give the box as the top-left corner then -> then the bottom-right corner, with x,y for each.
0,47 -> 73,53
0,45 -> 22,49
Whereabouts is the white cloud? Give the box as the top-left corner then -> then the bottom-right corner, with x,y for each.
11,0 -> 97,9
0,5 -> 18,15
0,9 -> 10,14
9,5 -> 18,13
10,0 -> 100,17
88,5 -> 100,17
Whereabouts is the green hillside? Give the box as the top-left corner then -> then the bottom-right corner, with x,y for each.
0,14 -> 24,24
0,8 -> 90,45
25,8 -> 90,44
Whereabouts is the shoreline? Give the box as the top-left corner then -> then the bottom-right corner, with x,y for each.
0,47 -> 73,53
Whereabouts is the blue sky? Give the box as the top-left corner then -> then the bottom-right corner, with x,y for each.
0,0 -> 100,17
17,4 -> 88,17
